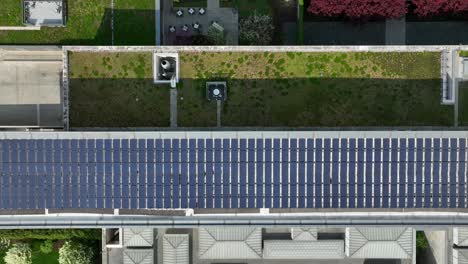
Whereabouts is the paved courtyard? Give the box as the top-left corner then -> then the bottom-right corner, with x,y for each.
162,0 -> 238,45
0,48 -> 63,127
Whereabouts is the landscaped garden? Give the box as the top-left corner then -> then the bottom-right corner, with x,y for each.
178,51 -> 453,127
69,52 -> 170,127
0,229 -> 100,264
0,0 -> 155,45
0,0 -> 23,26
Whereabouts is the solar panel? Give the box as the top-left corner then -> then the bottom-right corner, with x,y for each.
450,138 -> 457,208
424,138 -> 432,208
399,139 -> 407,208
306,139 -> 314,208
407,139 -> 415,208
172,139 -> 180,209
323,139 -> 331,208
265,139 -> 272,208
348,139 -> 356,208
433,139 -> 440,208
290,138 -> 297,208
87,140 -> 96,209
357,139 -> 364,208
121,139 -> 130,209
231,139 -> 239,208
104,139 -> 112,208
373,138 -> 381,208
248,139 -> 255,208
18,140 -> 27,209
281,139 -> 289,208
61,140 -> 70,209
340,139 -> 348,208
441,139 -> 449,208
189,139 -> 197,208
239,139 -> 247,208
273,139 -> 281,208
256,139 -> 264,208
415,139 -> 424,208
222,139 -> 230,209
113,139 -> 121,209
45,139 -> 54,209
163,139 -> 172,208
459,139 -> 466,208
365,139 -> 372,208
180,139 -> 188,209
205,139 -> 213,209
79,140 -> 88,209
390,138 -> 398,208
197,139 -> 205,208
214,139 -> 222,208
71,139 -> 79,209
382,139 -> 390,208
298,139 -> 306,208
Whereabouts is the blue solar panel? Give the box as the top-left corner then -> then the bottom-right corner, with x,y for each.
180,139 -> 188,208
139,139 -> 147,209
373,139 -> 381,208
459,139 -> 466,208
365,139 -> 372,208
357,139 -> 364,208
248,139 -> 255,208
87,140 -> 96,209
348,139 -> 356,208
256,139 -> 264,208
79,140 -> 88,208
424,139 -> 432,208
323,139 -> 331,208
52,140 -> 61,209
71,139 -> 79,208
416,139 -> 424,208
163,139 -> 171,208
273,139 -> 281,208
289,139 -> 297,208
239,139 -> 247,208
315,139 -> 323,208
197,139 -> 205,208
450,139 -> 457,208
189,139 -> 197,208
281,139 -> 289,208
205,139 -> 213,209
105,139 -> 113,209
382,139 -> 390,208
18,141 -> 27,209
265,139 -> 272,208
214,139 -> 222,208
407,139 -> 415,208
0,141 -> 8,209
222,139 -> 230,209
298,139 -> 306,208
172,139 -> 180,209
121,139 -> 130,209
433,139 -> 440,208
390,138 -> 398,208
340,139 -> 347,208
399,139 -> 407,208
441,139 -> 449,208
154,139 -> 163,208
306,139 -> 314,208
112,140 -> 121,209
27,141 -> 36,209
231,139 -> 239,208
332,139 -> 339,208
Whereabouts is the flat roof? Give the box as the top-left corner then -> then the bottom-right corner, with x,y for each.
0,131 -> 466,211
24,0 -> 64,26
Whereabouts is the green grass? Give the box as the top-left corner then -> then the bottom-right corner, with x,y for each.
114,0 -> 155,45
220,0 -> 272,18
178,51 -> 453,127
173,0 -> 207,7
0,0 -> 112,44
458,81 -> 468,126
0,0 -> 23,26
69,52 -> 171,127
460,51 -> 468,57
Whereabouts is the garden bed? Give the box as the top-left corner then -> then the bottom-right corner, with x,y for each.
178,51 -> 453,127
69,52 -> 171,128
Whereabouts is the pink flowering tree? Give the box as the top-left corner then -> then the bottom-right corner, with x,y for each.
412,0 -> 468,16
308,0 -> 407,19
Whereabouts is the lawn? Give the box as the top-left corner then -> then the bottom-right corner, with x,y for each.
0,0 -> 112,44
460,51 -> 468,57
458,81 -> 468,126
220,0 -> 272,18
178,51 -> 453,127
114,0 -> 155,45
0,0 -> 23,26
69,52 -> 171,127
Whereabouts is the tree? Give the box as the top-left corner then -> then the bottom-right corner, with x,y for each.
59,241 -> 94,264
4,243 -> 32,264
207,25 -> 226,45
40,240 -> 54,254
412,0 -> 468,16
307,0 -> 407,19
240,14 -> 274,45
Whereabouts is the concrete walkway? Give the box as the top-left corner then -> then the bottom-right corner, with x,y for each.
170,88 -> 177,127
385,17 -> 406,45
207,0 -> 220,9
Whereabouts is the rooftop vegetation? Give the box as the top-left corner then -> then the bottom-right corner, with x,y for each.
459,81 -> 468,126
0,0 -> 23,26
69,52 -> 170,127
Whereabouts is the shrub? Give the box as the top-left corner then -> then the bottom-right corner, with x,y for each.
0,237 -> 10,252
0,229 -> 101,241
207,25 -> 226,45
4,243 -> 32,264
307,0 -> 407,19
59,241 -> 94,264
39,240 -> 54,254
240,14 -> 275,45
412,0 -> 468,16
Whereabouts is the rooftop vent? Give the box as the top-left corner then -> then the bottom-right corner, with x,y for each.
154,53 -> 179,88
206,81 -> 227,101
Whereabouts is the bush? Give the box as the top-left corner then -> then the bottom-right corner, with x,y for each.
59,241 -> 94,264
0,237 -> 10,252
240,14 -> 274,45
0,229 -> 101,241
412,0 -> 468,17
4,243 -> 32,264
40,240 -> 54,254
207,25 -> 226,45
308,0 -> 407,19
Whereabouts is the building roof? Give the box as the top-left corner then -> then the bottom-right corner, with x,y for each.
163,234 -> 189,264
346,227 -> 413,259
123,249 -> 153,264
0,131 -> 467,211
455,228 -> 468,246
24,0 -> 64,26
123,228 -> 154,247
199,227 -> 262,259
291,227 -> 318,240
263,240 -> 345,259
455,249 -> 468,264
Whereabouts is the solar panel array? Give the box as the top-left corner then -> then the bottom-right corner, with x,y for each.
0,138 -> 466,210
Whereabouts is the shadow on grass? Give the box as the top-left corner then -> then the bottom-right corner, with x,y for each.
179,77 -> 453,128
69,78 -> 171,128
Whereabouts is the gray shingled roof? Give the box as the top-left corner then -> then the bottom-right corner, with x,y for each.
199,227 -> 262,259
123,228 -> 154,247
291,227 -> 318,240
456,228 -> 468,246
263,240 -> 345,259
347,227 -> 413,259
163,234 -> 189,264
123,249 -> 153,264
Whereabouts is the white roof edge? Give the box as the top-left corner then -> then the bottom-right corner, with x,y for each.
1,131 -> 468,139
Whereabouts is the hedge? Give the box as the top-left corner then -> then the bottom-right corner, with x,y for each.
0,229 -> 101,241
